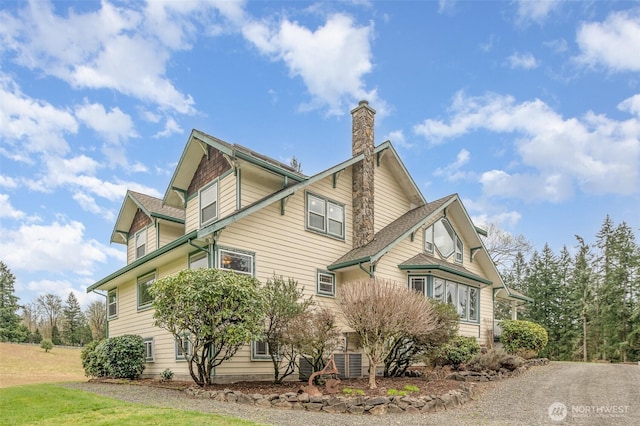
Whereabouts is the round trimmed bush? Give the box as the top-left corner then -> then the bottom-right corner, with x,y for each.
81,339 -> 108,378
433,335 -> 481,369
500,320 -> 548,359
102,334 -> 146,379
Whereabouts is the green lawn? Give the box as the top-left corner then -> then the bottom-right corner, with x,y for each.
0,384 -> 259,425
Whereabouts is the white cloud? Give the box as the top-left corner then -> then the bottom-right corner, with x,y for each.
0,0 -> 195,114
414,91 -> 640,201
0,75 -> 77,157
385,130 -> 412,148
72,191 -> 116,222
0,194 -> 25,220
514,0 -> 561,25
243,13 -> 381,115
463,197 -> 522,229
0,175 -> 18,189
154,117 -> 183,138
575,9 -> 640,72
618,94 -> 640,117
75,102 -> 137,145
434,149 -> 471,181
506,52 -> 539,70
0,220 -> 125,275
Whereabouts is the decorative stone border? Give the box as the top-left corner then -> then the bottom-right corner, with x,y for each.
185,383 -> 475,415
446,358 -> 550,382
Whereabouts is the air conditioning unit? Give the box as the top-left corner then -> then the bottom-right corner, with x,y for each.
298,353 -> 363,380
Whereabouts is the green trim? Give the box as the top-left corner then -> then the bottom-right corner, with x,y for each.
136,270 -> 156,311
150,213 -> 185,224
475,225 -> 488,237
107,288 -> 118,319
494,286 -> 534,303
327,257 -> 372,271
375,141 -> 426,205
87,230 -> 198,292
398,263 -> 492,285
305,191 -> 346,240
236,168 -> 242,210
235,150 -> 305,183
316,270 -> 336,297
199,179 -> 219,228
198,153 -> 364,239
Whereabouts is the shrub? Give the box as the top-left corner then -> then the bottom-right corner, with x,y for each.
387,389 -> 407,396
466,348 -> 524,372
500,320 -> 548,359
342,388 -> 365,396
101,335 -> 146,379
40,339 -> 53,352
81,339 -> 108,378
403,384 -> 420,393
160,368 -> 174,382
432,335 -> 480,369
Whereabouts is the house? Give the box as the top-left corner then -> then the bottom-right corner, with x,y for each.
88,101 -> 525,382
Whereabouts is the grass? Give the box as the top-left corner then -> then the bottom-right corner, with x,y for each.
0,342 -> 86,388
0,343 -> 258,425
0,384 -> 256,425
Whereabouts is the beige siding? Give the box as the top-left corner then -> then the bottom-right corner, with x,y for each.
374,160 -> 412,232
158,223 -> 183,248
240,170 -> 283,208
218,173 -> 237,219
184,197 -> 199,234
147,224 -> 157,253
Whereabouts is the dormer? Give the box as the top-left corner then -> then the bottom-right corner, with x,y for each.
111,191 -> 185,264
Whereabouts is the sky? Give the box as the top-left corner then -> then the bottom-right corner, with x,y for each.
1,0 -> 639,308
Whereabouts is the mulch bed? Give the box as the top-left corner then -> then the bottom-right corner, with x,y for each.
95,368 -> 465,398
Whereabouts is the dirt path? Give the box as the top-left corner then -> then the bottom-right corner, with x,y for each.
66,362 -> 640,425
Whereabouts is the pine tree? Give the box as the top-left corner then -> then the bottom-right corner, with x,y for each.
0,261 -> 25,342
569,236 -> 595,361
63,292 -> 83,346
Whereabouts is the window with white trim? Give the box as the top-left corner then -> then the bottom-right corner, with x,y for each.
175,334 -> 191,360
218,248 -> 254,275
199,182 -> 218,227
306,193 -> 344,239
409,276 -> 427,296
137,272 -> 155,309
424,218 -> 463,264
408,276 -> 479,322
189,251 -> 209,269
108,289 -> 117,318
144,338 -> 154,362
135,228 -> 147,259
317,271 -> 336,297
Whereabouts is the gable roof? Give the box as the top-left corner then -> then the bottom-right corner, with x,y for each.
110,190 -> 185,244
328,194 -> 457,270
164,129 -> 307,208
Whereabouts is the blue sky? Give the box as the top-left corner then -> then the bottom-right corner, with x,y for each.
1,0 -> 639,307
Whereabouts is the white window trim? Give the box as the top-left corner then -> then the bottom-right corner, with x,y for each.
144,338 -> 154,362
317,270 -> 336,297
199,181 -> 219,228
408,275 -> 479,323
306,192 -> 345,239
424,218 -> 462,263
217,247 -> 255,276
135,228 -> 147,259
175,333 -> 191,361
137,271 -> 156,310
107,288 -> 117,319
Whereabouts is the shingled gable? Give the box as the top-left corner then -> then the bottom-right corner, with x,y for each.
328,194 -> 457,271
110,190 -> 185,244
163,129 -> 306,209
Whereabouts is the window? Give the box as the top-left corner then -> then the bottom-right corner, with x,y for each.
317,271 -> 336,297
199,182 -> 218,226
189,251 -> 209,269
135,229 -> 146,259
144,338 -> 154,362
137,272 -> 155,309
306,193 -> 344,239
107,289 -> 117,318
424,218 -> 462,263
409,276 -> 427,296
218,248 -> 254,275
433,278 -> 445,302
468,287 -> 479,321
252,340 -> 271,360
175,334 -> 191,360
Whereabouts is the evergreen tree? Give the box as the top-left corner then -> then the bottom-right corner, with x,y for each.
570,236 -> 595,361
51,324 -> 62,345
0,261 -> 25,342
62,292 -> 83,346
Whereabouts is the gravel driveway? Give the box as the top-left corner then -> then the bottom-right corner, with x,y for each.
64,362 -> 639,425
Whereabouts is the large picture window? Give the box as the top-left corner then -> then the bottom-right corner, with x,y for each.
218,248 -> 254,276
408,276 -> 479,322
306,193 -> 344,239
199,181 -> 218,227
137,272 -> 156,309
424,218 -> 463,264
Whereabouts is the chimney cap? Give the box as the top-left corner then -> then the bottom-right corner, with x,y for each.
351,100 -> 376,115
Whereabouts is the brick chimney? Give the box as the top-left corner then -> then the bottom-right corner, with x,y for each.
351,100 -> 375,248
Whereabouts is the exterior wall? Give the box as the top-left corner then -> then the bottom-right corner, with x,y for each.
127,210 -> 152,264
240,169 -> 284,208
374,160 -> 412,232
186,147 -> 231,197
158,222 -> 183,248
218,172 -> 237,219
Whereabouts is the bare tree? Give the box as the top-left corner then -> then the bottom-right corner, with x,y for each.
21,301 -> 40,333
337,278 -> 437,389
481,222 -> 533,272
36,294 -> 63,339
85,300 -> 107,340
